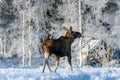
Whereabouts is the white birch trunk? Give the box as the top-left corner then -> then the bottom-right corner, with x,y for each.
28,0 -> 31,66
21,0 -> 25,66
78,0 -> 82,67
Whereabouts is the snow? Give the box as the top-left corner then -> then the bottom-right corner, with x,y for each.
0,66 -> 120,80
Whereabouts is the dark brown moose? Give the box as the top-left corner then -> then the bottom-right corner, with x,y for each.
41,27 -> 81,72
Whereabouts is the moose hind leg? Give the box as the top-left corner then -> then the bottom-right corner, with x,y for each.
46,59 -> 52,72
42,52 -> 51,72
42,59 -> 47,73
42,58 -> 52,72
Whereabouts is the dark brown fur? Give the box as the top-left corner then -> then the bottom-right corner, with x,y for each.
41,27 -> 81,72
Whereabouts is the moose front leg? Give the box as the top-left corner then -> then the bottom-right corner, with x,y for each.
55,56 -> 59,72
68,55 -> 73,71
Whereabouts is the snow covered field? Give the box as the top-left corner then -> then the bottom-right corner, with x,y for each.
0,66 -> 120,80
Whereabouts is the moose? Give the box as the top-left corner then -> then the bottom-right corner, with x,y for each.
41,27 -> 81,72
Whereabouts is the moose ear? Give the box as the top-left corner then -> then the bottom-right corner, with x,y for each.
70,26 -> 72,31
64,27 -> 69,31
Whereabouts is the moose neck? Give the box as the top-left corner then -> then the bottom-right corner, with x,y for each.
65,32 -> 74,44
65,36 -> 74,45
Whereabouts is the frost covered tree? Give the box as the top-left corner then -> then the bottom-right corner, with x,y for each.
0,0 -> 119,67
0,0 -> 19,57
0,0 -> 81,66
